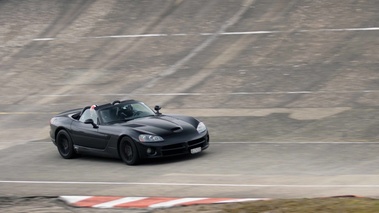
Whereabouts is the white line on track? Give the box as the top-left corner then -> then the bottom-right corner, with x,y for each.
213,141 -> 379,144
0,90 -> 378,98
32,27 -> 379,41
128,0 -> 256,93
0,112 -> 57,115
4,141 -> 379,144
11,141 -> 379,144
163,173 -> 241,177
1,180 -> 379,188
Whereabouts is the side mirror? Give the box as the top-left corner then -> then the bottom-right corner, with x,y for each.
84,119 -> 98,128
154,105 -> 162,115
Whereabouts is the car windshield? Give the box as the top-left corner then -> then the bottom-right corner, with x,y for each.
98,102 -> 156,124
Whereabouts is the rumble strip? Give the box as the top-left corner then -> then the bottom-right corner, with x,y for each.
59,196 -> 268,209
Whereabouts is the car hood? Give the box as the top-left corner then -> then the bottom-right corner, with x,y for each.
118,115 -> 198,136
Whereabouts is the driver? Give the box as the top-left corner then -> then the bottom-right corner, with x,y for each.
119,104 -> 134,118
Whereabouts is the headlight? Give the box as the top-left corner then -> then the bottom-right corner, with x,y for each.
197,122 -> 207,133
139,134 -> 164,142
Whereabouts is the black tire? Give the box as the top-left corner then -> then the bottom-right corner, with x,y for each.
119,137 -> 140,165
56,130 -> 76,159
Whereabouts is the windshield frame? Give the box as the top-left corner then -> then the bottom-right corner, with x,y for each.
98,101 -> 156,125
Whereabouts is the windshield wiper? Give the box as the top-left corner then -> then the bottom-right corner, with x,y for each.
122,118 -> 136,122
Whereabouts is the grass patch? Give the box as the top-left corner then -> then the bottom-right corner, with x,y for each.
219,197 -> 379,213
155,197 -> 379,213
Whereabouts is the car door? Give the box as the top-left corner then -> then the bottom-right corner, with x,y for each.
70,109 -> 110,149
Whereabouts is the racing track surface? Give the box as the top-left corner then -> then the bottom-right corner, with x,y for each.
1,0 -> 379,211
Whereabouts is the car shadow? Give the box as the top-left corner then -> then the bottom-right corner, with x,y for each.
141,152 -> 208,166
70,152 -> 209,166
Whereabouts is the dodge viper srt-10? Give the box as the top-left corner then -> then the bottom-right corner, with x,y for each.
49,99 -> 209,165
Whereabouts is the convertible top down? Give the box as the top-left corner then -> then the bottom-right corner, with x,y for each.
49,99 -> 209,165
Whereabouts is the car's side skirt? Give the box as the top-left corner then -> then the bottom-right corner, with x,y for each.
74,145 -> 120,159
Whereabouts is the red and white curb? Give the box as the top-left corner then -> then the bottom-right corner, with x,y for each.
59,196 -> 269,209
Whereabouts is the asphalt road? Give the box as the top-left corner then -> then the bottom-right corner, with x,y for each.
1,141 -> 379,199
0,0 -> 379,211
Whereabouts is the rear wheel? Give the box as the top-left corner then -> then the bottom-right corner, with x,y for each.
119,137 -> 140,165
56,130 -> 76,159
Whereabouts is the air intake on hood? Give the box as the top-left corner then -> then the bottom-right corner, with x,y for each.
171,127 -> 183,133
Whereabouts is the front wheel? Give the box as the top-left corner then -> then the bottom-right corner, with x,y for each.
56,130 -> 76,159
119,137 -> 140,165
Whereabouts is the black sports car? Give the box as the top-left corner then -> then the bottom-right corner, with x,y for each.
49,99 -> 209,165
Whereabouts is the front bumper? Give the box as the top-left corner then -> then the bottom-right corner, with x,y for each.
135,133 -> 209,159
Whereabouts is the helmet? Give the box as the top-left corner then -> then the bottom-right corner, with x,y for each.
123,104 -> 134,117
118,104 -> 134,118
